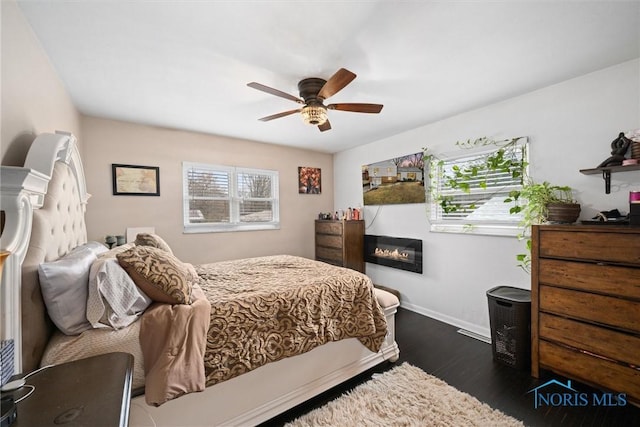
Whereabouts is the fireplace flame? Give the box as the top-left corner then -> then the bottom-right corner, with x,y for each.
374,247 -> 410,260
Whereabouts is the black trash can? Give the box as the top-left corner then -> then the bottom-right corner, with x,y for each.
486,286 -> 531,370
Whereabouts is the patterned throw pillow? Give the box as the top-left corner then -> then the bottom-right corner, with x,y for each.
116,246 -> 193,304
134,233 -> 173,254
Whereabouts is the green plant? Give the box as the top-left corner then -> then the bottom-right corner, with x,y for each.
506,180 -> 576,225
505,180 -> 577,272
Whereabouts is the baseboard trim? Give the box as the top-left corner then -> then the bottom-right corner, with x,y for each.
400,302 -> 491,342
457,328 -> 491,344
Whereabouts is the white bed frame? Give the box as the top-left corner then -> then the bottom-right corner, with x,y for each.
0,131 -> 400,426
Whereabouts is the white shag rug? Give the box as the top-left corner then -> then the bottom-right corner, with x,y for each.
285,363 -> 525,427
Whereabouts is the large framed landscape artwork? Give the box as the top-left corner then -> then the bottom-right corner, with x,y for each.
362,152 -> 425,205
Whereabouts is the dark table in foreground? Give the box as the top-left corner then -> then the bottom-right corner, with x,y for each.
9,352 -> 133,427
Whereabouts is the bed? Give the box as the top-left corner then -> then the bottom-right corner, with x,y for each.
0,131 -> 400,426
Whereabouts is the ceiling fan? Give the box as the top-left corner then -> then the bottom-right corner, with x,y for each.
247,68 -> 383,132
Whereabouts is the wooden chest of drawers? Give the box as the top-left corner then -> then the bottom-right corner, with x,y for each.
531,224 -> 640,402
315,220 -> 364,273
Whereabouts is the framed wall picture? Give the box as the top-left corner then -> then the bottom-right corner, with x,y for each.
112,164 -> 160,196
298,167 -> 321,194
362,152 -> 425,205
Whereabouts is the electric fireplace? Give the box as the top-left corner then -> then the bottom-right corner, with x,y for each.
364,235 -> 423,273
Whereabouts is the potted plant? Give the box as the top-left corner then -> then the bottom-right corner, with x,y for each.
507,180 -> 581,225
505,180 -> 581,271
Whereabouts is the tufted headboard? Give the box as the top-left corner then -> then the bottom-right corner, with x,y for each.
0,132 -> 89,373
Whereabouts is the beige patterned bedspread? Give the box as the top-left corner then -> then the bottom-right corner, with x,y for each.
196,255 -> 387,386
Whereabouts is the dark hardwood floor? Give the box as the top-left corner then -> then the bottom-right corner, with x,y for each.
262,308 -> 640,426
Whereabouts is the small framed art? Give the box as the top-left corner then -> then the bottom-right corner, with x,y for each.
112,164 -> 160,196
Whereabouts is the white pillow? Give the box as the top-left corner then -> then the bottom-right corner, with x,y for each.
38,246 -> 97,335
82,241 -> 109,257
87,257 -> 152,329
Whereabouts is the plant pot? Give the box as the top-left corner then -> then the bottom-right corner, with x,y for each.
546,202 -> 581,224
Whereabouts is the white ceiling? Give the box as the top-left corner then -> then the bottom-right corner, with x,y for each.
17,1 -> 640,153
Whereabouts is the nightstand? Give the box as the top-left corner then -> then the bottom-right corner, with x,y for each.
5,352 -> 133,427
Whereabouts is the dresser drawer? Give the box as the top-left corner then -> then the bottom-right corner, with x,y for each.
538,259 -> 640,299
539,313 -> 640,367
314,220 -> 364,273
538,230 -> 640,265
540,285 -> 640,333
315,221 -> 343,235
316,246 -> 343,263
316,234 -> 343,249
539,340 -> 640,402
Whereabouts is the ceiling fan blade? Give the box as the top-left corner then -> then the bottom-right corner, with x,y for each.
317,68 -> 357,100
247,82 -> 304,104
318,120 -> 332,132
258,109 -> 301,122
327,103 -> 384,113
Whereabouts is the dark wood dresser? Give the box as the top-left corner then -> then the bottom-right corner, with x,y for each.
315,220 -> 365,273
531,224 -> 640,402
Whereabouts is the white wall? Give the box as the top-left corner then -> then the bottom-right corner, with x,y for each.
81,116 -> 334,265
1,0 -> 81,166
334,59 -> 640,338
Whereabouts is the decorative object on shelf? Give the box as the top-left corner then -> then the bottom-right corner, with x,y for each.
597,132 -> 633,168
626,128 -> 640,160
298,167 -> 321,194
580,130 -> 640,194
112,164 -> 160,196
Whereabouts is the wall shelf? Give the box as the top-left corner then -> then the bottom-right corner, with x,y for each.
579,163 -> 640,194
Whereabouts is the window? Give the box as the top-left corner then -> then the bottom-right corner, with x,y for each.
183,162 -> 279,233
428,137 -> 528,236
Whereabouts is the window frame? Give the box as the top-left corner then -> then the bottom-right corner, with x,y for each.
182,162 -> 280,233
427,137 -> 528,236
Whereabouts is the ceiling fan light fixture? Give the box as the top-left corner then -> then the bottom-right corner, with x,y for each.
248,68 -> 383,132
300,104 -> 328,126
